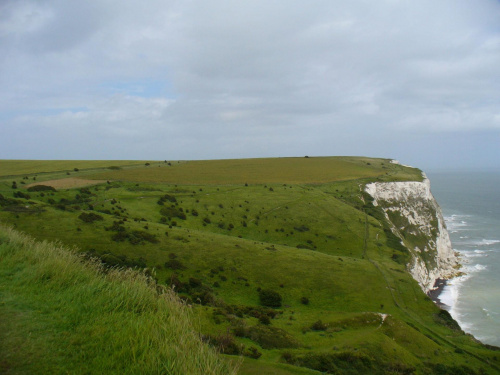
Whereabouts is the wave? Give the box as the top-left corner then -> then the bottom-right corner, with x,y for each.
439,263 -> 487,313
460,250 -> 489,259
478,239 -> 500,246
444,215 -> 471,232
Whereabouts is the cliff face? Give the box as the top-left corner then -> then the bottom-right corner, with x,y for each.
365,174 -> 459,293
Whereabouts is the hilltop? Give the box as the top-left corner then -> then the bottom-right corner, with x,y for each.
0,156 -> 498,374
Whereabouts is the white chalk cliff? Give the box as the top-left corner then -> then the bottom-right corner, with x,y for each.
365,173 -> 459,293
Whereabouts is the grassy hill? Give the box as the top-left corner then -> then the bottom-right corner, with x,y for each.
0,225 -> 238,374
0,156 -> 498,374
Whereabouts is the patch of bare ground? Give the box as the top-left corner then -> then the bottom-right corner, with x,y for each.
24,178 -> 107,190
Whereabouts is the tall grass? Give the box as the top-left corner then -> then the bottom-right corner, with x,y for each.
0,224 -> 239,375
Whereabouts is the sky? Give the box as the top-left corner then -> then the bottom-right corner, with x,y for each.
1,0 -> 500,171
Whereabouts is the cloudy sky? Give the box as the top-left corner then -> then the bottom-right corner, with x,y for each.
1,0 -> 500,170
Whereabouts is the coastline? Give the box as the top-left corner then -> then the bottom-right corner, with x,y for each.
428,278 -> 449,309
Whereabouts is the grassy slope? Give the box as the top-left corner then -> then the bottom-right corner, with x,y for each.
0,157 -> 498,374
0,225 -> 238,375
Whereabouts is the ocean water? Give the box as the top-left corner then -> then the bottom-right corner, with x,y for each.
427,171 -> 500,346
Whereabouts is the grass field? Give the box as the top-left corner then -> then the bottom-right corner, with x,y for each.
83,156 -> 424,185
0,160 -> 149,178
0,156 -> 497,374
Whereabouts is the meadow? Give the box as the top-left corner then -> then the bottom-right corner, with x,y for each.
0,157 -> 498,374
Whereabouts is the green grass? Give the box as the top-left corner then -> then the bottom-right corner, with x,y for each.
0,160 -> 149,178
0,225 -> 239,375
84,156 -> 424,185
0,156 -> 498,375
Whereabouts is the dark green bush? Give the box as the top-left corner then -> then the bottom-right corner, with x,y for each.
243,347 -> 262,359
281,351 -> 375,374
435,309 -> 463,332
246,325 -> 299,349
311,320 -> 328,331
164,259 -> 186,270
189,277 -> 203,288
202,333 -> 242,355
128,230 -> 159,245
259,289 -> 282,308
27,185 -> 56,192
294,225 -> 310,232
160,206 -> 186,220
13,191 -> 31,199
78,212 -> 104,223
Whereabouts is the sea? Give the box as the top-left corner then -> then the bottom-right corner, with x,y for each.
427,171 -> 500,347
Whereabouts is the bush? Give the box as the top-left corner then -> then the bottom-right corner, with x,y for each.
246,325 -> 299,349
300,296 -> 309,305
27,185 -> 56,192
128,230 -> 159,245
202,333 -> 242,355
243,347 -> 262,359
259,315 -> 271,325
160,206 -> 186,220
294,225 -> 310,232
435,309 -> 463,332
259,289 -> 282,308
78,212 -> 104,223
311,320 -> 328,331
164,259 -> 186,270
281,351 -> 376,374
13,191 -> 31,200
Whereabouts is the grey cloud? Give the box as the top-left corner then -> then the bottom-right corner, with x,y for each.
1,0 -> 500,170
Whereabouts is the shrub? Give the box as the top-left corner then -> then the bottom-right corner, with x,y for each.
164,259 -> 186,270
300,296 -> 309,305
128,230 -> 159,245
435,309 -> 463,332
160,206 -> 186,220
311,320 -> 328,331
27,185 -> 56,192
189,277 -> 203,288
243,347 -> 262,359
202,333 -> 242,355
13,191 -> 31,199
281,351 -> 376,374
259,289 -> 282,308
246,325 -> 299,349
259,315 -> 271,325
294,225 -> 310,232
78,212 -> 104,223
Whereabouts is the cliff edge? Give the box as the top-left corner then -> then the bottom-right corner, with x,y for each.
365,172 -> 459,293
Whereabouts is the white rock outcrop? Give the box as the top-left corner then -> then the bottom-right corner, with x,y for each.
365,174 -> 459,293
